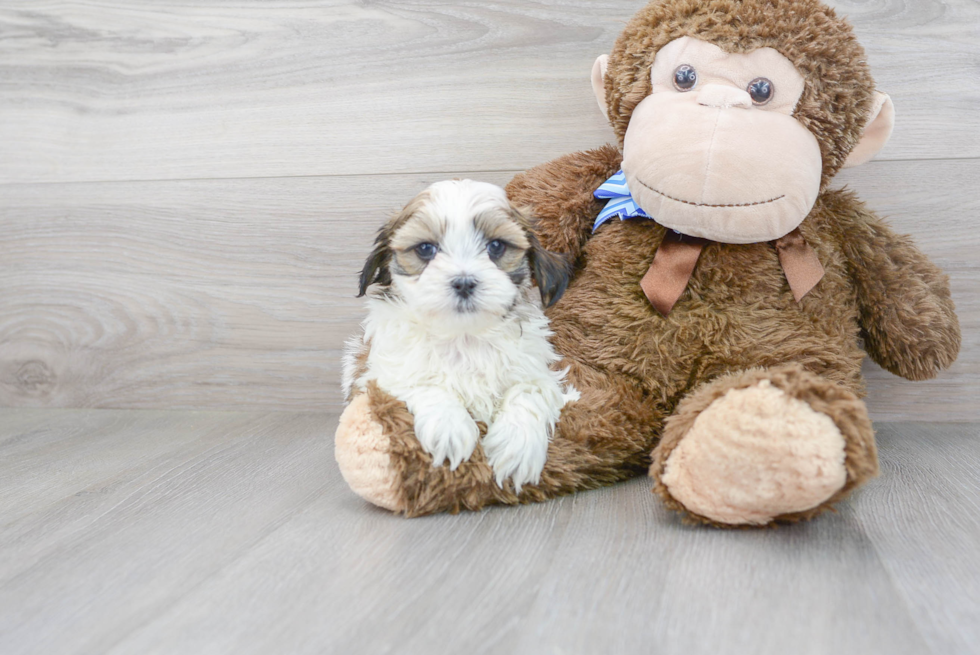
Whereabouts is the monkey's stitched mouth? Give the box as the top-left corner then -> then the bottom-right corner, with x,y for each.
637,178 -> 785,208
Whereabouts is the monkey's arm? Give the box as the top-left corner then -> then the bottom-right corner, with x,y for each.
832,193 -> 960,381
506,144 -> 623,259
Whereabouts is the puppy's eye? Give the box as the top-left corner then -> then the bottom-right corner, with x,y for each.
487,239 -> 507,259
414,242 -> 438,261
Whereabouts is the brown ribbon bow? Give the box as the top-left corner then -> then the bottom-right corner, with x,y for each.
640,227 -> 825,316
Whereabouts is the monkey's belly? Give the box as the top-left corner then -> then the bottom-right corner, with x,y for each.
546,220 -> 865,412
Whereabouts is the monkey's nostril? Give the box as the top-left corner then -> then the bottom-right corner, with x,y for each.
451,276 -> 478,299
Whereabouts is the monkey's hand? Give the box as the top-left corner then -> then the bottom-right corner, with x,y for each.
505,145 -> 623,260
835,192 -> 960,380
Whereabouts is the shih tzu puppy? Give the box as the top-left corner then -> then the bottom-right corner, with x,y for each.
342,179 -> 578,492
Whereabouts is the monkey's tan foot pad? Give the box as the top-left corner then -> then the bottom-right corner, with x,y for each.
335,394 -> 408,513
650,365 -> 877,526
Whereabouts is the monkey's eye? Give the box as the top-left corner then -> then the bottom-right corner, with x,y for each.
487,239 -> 507,259
414,242 -> 438,261
747,78 -> 774,105
673,65 -> 697,91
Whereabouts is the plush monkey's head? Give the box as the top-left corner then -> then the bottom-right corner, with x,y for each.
591,0 -> 894,243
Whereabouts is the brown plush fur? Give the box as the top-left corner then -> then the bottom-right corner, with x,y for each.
367,357 -> 662,517
340,0 -> 960,523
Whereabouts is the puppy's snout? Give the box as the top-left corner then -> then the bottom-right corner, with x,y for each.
451,276 -> 478,299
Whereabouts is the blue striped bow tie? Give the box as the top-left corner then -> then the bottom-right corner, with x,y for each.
593,170 -> 651,232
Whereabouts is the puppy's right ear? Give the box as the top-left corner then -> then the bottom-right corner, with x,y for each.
357,227 -> 393,297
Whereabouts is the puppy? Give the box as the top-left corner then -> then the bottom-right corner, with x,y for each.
342,179 -> 578,492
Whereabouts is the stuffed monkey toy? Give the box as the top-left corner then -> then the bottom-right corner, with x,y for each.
334,0 -> 960,526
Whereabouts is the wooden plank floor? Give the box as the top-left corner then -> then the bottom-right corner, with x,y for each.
1,0 -> 978,417
1,409 -> 978,655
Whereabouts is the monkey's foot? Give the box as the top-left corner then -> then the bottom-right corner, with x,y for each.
650,364 -> 878,526
335,393 -> 408,513
334,382 -> 513,517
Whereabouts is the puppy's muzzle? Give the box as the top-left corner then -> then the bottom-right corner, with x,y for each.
451,275 -> 478,300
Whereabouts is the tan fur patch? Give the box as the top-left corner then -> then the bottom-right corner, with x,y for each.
388,200 -> 446,276
650,364 -> 878,527
661,379 -> 847,525
335,394 -> 408,512
474,209 -> 531,272
474,210 -> 531,248
385,191 -> 432,241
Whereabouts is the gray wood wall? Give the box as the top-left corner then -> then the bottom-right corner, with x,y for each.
1,0 -> 977,419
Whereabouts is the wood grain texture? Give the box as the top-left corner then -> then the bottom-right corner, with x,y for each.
506,480 -> 934,655
0,410 -> 977,655
2,160 -> 976,417
0,409 -> 335,655
0,0 -> 977,185
850,423 -> 980,655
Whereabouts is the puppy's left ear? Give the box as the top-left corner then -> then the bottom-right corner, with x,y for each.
528,235 -> 572,308
508,203 -> 572,309
357,227 -> 393,297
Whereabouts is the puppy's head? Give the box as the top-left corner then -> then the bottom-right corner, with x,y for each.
358,180 -> 570,328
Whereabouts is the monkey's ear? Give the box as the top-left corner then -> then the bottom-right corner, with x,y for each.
843,92 -> 895,168
357,229 -> 392,297
591,54 -> 610,120
529,243 -> 572,309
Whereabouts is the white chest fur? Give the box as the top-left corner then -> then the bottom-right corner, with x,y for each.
350,296 -> 566,425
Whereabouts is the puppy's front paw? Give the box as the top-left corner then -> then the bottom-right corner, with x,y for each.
413,404 -> 479,471
484,406 -> 550,494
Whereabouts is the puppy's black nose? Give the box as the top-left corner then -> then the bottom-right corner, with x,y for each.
451,276 -> 478,299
